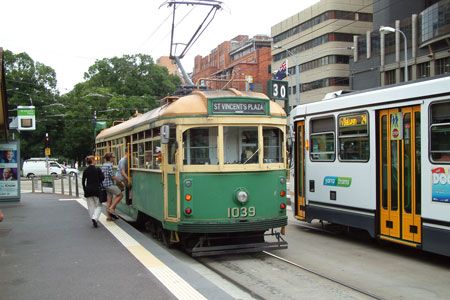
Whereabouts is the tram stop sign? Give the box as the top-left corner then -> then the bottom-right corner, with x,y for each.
267,80 -> 288,112
267,80 -> 288,101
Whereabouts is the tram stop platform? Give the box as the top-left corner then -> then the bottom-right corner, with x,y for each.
0,193 -> 234,300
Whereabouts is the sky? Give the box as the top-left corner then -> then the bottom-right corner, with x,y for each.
1,0 -> 319,93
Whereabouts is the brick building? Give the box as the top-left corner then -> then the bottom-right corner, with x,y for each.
192,35 -> 272,94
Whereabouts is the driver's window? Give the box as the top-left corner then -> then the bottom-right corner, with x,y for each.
224,126 -> 258,164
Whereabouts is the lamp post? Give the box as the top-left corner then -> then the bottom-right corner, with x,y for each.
274,45 -> 300,108
379,26 -> 408,82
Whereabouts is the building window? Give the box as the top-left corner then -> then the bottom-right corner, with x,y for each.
435,57 -> 450,75
301,77 -> 349,92
400,66 -> 413,82
384,70 -> 396,85
273,33 -> 354,62
417,62 -> 430,78
420,1 -> 450,44
273,10 -> 373,44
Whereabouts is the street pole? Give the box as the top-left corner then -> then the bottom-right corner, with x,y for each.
93,110 -> 97,155
284,48 -> 300,110
379,26 -> 408,82
398,29 -> 408,82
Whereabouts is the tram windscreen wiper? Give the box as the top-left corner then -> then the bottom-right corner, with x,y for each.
243,148 -> 260,164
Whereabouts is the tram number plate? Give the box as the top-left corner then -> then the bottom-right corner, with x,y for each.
227,207 -> 256,218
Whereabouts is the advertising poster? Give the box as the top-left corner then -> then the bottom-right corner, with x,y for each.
0,142 -> 20,199
432,167 -> 450,203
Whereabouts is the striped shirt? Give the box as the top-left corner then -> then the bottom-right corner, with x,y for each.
101,162 -> 114,187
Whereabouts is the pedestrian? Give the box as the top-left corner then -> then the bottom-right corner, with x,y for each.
101,152 -> 122,219
115,150 -> 129,191
82,155 -> 104,228
0,209 -> 4,222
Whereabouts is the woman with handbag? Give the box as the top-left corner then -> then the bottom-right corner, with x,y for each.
82,155 -> 105,228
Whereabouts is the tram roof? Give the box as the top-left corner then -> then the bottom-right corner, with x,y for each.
97,89 -> 286,140
291,75 -> 450,117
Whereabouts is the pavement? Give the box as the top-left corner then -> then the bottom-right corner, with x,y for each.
0,193 -> 234,300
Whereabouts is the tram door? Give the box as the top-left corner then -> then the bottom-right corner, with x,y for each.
295,121 -> 306,220
378,106 -> 421,243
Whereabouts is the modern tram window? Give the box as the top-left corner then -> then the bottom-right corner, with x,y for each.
310,117 -> 335,161
224,126 -> 258,164
338,112 -> 369,161
183,127 -> 218,165
430,101 -> 450,163
263,127 -> 283,163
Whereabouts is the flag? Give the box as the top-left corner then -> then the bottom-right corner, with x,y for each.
275,59 -> 288,80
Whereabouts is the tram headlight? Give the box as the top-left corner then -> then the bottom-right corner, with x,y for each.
280,177 -> 286,184
236,190 -> 248,203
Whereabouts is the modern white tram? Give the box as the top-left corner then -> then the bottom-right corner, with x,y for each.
290,76 -> 450,256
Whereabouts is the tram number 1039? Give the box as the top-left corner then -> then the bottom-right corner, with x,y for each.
227,206 -> 256,218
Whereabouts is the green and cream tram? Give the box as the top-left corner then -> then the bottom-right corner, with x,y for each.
291,76 -> 450,256
96,89 -> 288,255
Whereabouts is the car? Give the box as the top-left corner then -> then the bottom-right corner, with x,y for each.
63,166 -> 79,176
23,158 -> 64,178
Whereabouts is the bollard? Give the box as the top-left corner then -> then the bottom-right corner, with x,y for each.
52,176 -> 55,194
31,177 -> 35,193
68,174 -> 72,196
75,174 -> 79,197
61,175 -> 65,195
41,177 -> 44,193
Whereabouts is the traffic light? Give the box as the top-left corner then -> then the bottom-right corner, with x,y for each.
44,133 -> 50,147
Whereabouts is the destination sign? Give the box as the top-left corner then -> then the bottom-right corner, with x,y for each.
339,113 -> 367,127
211,101 -> 267,115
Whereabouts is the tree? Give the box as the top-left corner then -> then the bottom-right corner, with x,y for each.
4,50 -> 60,160
59,54 -> 180,164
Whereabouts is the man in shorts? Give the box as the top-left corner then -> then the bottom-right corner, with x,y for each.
101,152 -> 122,219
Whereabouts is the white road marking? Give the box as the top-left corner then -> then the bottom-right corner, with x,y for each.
75,199 -> 207,300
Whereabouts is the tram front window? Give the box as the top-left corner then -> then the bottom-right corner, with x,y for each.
224,126 -> 258,164
263,127 -> 283,163
183,127 -> 218,165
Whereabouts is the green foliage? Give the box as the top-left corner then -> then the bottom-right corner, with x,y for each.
4,50 -> 60,159
5,51 -> 181,164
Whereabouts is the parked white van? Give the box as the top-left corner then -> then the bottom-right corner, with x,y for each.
22,158 -> 65,178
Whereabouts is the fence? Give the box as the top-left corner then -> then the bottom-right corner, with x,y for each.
29,174 -> 80,197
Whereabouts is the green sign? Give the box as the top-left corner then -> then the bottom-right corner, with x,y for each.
41,175 -> 54,188
208,98 -> 269,115
17,105 -> 36,131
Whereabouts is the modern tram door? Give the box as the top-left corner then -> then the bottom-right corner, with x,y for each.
378,106 -> 421,244
295,121 -> 306,220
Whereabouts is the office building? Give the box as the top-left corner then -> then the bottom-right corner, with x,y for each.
271,0 -> 373,106
351,0 -> 450,90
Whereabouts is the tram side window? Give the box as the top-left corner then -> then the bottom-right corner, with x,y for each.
263,127 -> 283,163
338,112 -> 369,161
223,126 -> 258,164
168,127 -> 177,165
183,127 -> 218,165
430,101 -> 450,163
310,117 -> 335,161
